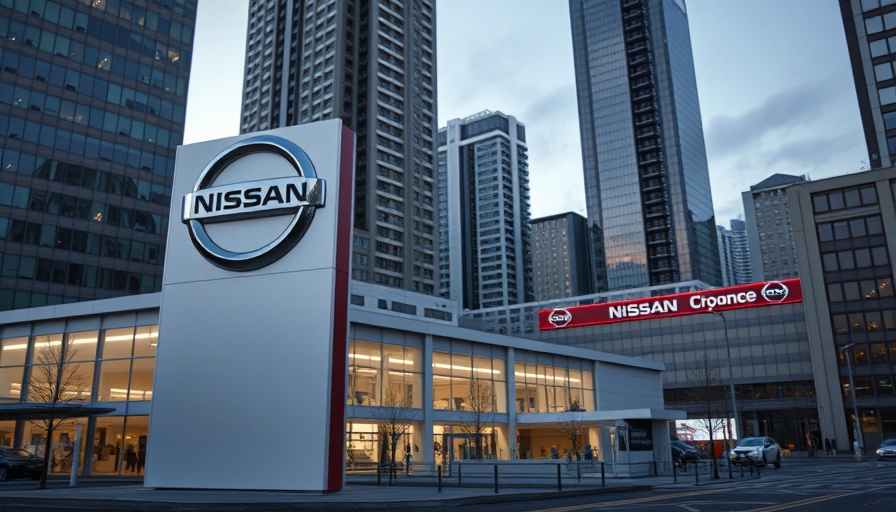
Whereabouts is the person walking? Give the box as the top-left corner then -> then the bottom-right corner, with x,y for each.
124,444 -> 137,473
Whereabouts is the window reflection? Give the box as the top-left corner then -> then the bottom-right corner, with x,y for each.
514,361 -> 594,413
348,340 -> 423,408
431,352 -> 505,413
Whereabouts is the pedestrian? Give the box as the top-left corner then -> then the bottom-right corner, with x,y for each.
831,438 -> 837,456
124,444 -> 137,473
824,438 -> 832,456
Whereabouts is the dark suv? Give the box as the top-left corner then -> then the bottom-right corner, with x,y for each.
0,446 -> 43,481
671,440 -> 702,468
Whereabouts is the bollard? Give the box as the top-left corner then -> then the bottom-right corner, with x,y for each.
728,459 -> 732,479
494,464 -> 499,494
557,464 -> 562,491
458,464 -> 462,487
654,460 -> 658,476
695,462 -> 699,485
749,464 -> 753,476
377,462 -> 382,486
601,461 -> 606,488
673,461 -> 677,484
438,465 -> 442,493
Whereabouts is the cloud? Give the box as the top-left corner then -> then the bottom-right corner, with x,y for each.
705,81 -> 836,158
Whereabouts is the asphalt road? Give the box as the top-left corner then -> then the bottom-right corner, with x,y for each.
442,460 -> 896,512
2,459 -> 893,511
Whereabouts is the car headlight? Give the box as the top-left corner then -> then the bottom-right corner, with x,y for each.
877,449 -> 884,455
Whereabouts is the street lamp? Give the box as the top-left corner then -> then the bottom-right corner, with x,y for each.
840,342 -> 864,462
708,311 -> 740,441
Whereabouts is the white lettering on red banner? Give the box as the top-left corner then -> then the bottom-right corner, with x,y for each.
540,279 -> 802,331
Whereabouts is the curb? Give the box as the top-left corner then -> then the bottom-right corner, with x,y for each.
0,485 -> 654,511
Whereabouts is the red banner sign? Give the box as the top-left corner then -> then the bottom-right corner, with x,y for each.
539,279 -> 803,331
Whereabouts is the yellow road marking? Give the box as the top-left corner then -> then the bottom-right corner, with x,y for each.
747,492 -> 858,512
534,488 -> 723,512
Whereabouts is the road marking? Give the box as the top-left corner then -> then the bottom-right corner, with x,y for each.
746,492 -> 859,512
534,489 -> 723,511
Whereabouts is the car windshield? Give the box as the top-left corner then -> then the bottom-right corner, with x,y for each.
0,447 -> 35,457
673,441 -> 697,451
882,439 -> 896,447
739,438 -> 764,447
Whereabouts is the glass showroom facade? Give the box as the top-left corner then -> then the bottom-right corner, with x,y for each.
0,289 -> 677,477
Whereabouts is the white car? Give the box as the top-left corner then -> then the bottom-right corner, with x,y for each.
729,436 -> 782,468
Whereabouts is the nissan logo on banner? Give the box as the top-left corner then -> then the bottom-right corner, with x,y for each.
761,281 -> 789,303
182,135 -> 325,271
548,308 -> 573,328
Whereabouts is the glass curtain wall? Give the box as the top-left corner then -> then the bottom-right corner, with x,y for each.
347,339 -> 423,407
431,352 -> 506,412
0,325 -> 157,474
514,360 -> 595,413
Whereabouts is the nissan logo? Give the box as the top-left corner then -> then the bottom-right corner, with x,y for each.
549,308 -> 573,328
761,281 -> 789,303
182,135 -> 325,271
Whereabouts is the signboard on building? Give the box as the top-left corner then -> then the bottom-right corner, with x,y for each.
539,279 -> 802,331
146,121 -> 354,491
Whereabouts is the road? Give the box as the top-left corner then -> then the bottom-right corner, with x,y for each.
443,460 -> 896,512
1,459 -> 893,511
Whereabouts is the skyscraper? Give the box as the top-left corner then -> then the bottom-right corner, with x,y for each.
437,110 -> 533,310
0,0 -> 197,310
741,173 -> 806,281
716,218 -> 752,287
569,0 -> 721,292
240,0 -> 439,295
840,0 -> 896,169
531,211 -> 593,301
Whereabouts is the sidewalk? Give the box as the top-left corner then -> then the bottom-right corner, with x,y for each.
0,455 -> 863,511
0,473 -> 660,511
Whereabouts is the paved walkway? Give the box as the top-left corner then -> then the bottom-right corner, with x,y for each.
0,455 -> 862,511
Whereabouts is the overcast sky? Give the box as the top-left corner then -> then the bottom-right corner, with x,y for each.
184,0 -> 866,225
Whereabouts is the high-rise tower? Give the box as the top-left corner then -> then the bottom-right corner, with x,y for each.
0,0 -> 197,310
569,0 -> 721,291
437,110 -> 533,310
240,0 -> 439,294
741,173 -> 807,281
840,0 -> 896,169
716,219 -> 752,287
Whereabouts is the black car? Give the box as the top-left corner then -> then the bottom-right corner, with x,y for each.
671,440 -> 702,468
0,446 -> 43,481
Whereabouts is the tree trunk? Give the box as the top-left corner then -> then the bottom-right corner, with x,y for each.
38,423 -> 54,490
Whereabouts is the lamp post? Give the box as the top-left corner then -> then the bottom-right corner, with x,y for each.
709,311 -> 740,442
840,343 -> 864,462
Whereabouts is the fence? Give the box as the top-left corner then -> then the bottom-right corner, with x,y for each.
357,457 -> 765,493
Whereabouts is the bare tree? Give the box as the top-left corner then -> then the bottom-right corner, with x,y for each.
27,338 -> 87,489
557,411 -> 587,479
372,384 -> 416,485
461,377 -> 495,460
684,351 -> 728,479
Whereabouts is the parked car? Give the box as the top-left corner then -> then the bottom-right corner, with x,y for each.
729,437 -> 781,468
671,440 -> 703,468
0,446 -> 43,481
876,439 -> 896,460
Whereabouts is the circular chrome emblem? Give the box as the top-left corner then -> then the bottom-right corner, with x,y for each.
182,135 -> 325,271
760,281 -> 789,303
548,308 -> 573,328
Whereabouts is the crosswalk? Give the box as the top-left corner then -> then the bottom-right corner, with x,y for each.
673,461 -> 896,494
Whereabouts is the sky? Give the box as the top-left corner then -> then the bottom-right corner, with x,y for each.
184,0 -> 867,225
